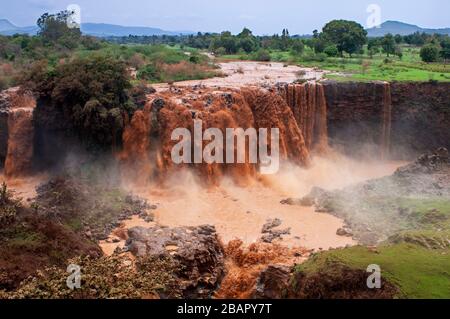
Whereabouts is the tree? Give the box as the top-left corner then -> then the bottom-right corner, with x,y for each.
24,56 -> 132,149
215,31 -> 238,54
394,34 -> 403,44
313,38 -> 326,53
312,30 -> 319,39
291,40 -> 305,56
321,20 -> 367,56
440,37 -> 450,62
367,38 -> 380,58
238,28 -> 253,38
420,44 -> 440,63
37,11 -> 81,45
381,34 -> 396,57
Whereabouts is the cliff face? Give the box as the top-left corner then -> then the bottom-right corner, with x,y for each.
0,81 -> 449,175
322,81 -> 450,159
390,82 -> 450,157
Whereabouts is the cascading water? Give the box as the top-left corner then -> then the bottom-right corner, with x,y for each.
2,89 -> 36,178
279,82 -> 329,153
119,87 -> 310,186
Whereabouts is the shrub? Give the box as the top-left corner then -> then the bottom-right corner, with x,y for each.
253,49 -> 271,62
129,53 -> 146,69
0,182 -> 21,226
160,61 -> 217,82
324,45 -> 339,57
301,52 -> 327,62
420,44 -> 440,63
138,63 -> 161,82
291,40 -> 305,56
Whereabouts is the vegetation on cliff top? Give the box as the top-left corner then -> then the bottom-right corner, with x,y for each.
294,243 -> 450,299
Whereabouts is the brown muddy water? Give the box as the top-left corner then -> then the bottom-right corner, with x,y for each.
101,153 -> 407,255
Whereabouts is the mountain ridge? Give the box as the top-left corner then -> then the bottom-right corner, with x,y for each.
0,19 -> 192,36
1,18 -> 449,38
367,20 -> 450,37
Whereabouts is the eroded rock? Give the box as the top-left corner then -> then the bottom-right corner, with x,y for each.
253,265 -> 291,299
126,224 -> 224,298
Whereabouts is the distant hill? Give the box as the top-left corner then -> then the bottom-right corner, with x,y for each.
367,20 -> 450,37
0,19 -> 191,37
0,19 -> 16,31
80,23 -> 191,37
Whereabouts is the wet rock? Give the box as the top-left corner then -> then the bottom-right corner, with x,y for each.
337,227 -> 353,237
126,225 -> 224,298
253,265 -> 291,299
144,214 -> 155,223
152,98 -> 165,111
281,197 -> 314,207
359,233 -> 380,246
114,246 -> 123,254
396,148 -> 450,176
262,218 -> 282,233
222,93 -> 233,107
261,229 -> 291,243
261,219 -> 290,243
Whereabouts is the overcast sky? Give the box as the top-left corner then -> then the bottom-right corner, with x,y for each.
2,0 -> 449,34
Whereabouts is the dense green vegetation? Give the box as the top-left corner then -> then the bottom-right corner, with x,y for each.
2,12 -> 450,90
106,19 -> 450,82
293,195 -> 450,298
296,243 -> 450,298
0,11 -> 219,91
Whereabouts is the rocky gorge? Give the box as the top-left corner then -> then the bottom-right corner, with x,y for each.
0,74 -> 449,299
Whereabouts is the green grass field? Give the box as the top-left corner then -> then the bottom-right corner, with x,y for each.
296,243 -> 450,298
216,45 -> 450,82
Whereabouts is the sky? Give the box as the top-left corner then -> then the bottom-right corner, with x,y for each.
1,0 -> 449,35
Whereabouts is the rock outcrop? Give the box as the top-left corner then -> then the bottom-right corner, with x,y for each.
126,225 -> 225,298
322,81 -> 450,159
300,148 -> 450,245
252,265 -> 291,299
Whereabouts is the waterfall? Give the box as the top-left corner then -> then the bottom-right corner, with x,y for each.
5,107 -> 35,177
1,88 -> 36,178
119,88 -> 310,185
280,82 -> 329,153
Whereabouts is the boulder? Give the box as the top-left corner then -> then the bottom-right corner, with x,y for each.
126,224 -> 224,298
253,265 -> 291,299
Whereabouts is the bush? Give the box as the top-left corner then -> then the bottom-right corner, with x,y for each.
301,52 -> 327,62
324,45 -> 339,57
24,55 -> 132,150
0,182 -> 21,226
253,49 -> 271,62
420,44 -> 440,63
138,63 -> 161,81
291,40 -> 305,56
